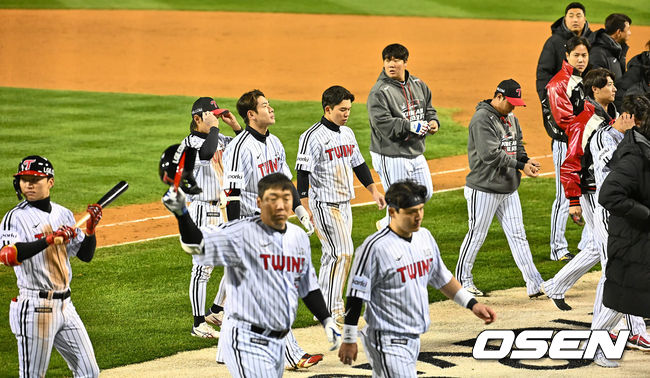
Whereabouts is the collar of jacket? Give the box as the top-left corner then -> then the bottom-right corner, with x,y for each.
245,125 -> 269,143
586,97 -> 617,123
593,29 -> 624,55
27,197 -> 52,213
320,116 -> 341,133
190,129 -> 210,139
551,17 -> 591,39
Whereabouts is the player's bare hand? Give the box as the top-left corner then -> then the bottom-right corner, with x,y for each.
612,112 -> 635,133
428,120 -> 439,134
523,162 -> 539,178
569,205 -> 584,226
471,302 -> 496,324
202,111 -> 219,128
528,159 -> 541,170
220,111 -> 243,131
339,343 -> 358,365
374,193 -> 387,210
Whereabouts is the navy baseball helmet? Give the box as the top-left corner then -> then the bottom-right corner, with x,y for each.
13,155 -> 55,200
158,144 -> 202,195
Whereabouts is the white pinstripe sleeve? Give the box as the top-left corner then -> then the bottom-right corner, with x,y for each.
295,132 -> 313,172
1,212 -> 23,245
348,129 -> 365,167
297,232 -> 320,297
196,222 -> 244,267
345,236 -> 376,301
426,238 -> 453,290
280,147 -> 293,180
223,146 -> 249,190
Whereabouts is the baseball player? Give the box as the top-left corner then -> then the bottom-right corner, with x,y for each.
542,68 -> 618,311
0,156 -> 103,377
545,35 -> 594,261
296,85 -> 386,324
367,43 -> 439,229
338,180 -> 495,377
180,97 -> 243,338
455,79 -> 544,298
218,89 -> 320,369
589,96 -> 650,368
162,173 -> 341,377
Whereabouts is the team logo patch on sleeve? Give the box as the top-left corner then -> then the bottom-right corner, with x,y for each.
224,171 -> 244,187
349,275 -> 369,293
0,231 -> 19,244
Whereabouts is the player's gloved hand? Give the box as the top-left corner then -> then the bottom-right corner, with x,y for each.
323,317 -> 342,351
162,187 -> 188,216
409,120 -> 429,136
295,205 -> 315,236
46,225 -> 77,245
85,204 -> 103,235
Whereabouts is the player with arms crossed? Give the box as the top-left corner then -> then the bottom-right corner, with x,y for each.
367,43 -> 440,228
338,180 -> 495,376
162,173 -> 341,377
0,156 -> 103,377
455,79 -> 544,297
180,97 -> 243,338
296,85 -> 385,324
220,89 -> 320,369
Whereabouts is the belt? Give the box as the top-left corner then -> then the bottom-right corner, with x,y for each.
250,325 -> 289,339
39,290 -> 71,300
208,200 -> 220,206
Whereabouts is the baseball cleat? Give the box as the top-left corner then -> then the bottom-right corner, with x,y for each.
191,322 -> 219,338
626,334 -> 650,351
294,353 -> 323,369
464,284 -> 484,297
529,291 -> 544,299
593,353 -> 619,368
558,252 -> 575,262
551,298 -> 572,311
205,310 -> 223,327
609,332 -> 618,343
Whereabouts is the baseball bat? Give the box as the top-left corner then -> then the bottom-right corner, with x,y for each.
54,181 -> 129,244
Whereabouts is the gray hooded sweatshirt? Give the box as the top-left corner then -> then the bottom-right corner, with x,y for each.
367,70 -> 439,158
466,100 -> 529,194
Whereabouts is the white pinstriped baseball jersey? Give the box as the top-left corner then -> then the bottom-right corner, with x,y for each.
591,125 -> 624,192
296,119 -> 364,203
194,217 -> 319,331
1,201 -> 85,291
347,227 -> 453,334
181,132 -> 234,202
223,128 -> 292,217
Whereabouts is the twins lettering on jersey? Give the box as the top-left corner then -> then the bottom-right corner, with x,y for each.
325,145 -> 356,161
258,157 -> 280,176
259,253 -> 306,273
396,257 -> 435,283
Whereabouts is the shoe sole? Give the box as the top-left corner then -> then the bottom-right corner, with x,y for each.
626,342 -> 650,351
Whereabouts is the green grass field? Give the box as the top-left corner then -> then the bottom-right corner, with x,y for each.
0,87 -> 466,214
0,0 -> 648,25
0,177 -> 593,376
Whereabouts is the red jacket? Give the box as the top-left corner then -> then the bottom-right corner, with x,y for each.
560,99 -> 616,203
546,60 -> 584,132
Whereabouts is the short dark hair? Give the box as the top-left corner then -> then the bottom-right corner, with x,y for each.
565,36 -> 591,54
605,13 -> 631,35
622,95 -> 650,124
257,173 -> 293,199
237,89 -> 265,126
322,86 -> 355,110
583,68 -> 614,98
640,111 -> 650,139
382,43 -> 409,62
385,180 -> 428,210
565,2 -> 586,15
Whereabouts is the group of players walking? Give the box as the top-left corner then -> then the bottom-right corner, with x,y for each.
2,3 -> 649,376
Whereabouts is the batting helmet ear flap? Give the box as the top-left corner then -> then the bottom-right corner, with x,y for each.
13,177 -> 22,200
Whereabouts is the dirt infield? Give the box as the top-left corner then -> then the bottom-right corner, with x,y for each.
2,9 -> 649,376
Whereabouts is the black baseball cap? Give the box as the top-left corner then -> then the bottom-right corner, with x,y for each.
496,79 -> 526,107
191,97 -> 229,118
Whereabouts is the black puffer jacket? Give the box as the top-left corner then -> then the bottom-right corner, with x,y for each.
614,51 -> 650,109
589,29 -> 629,81
536,17 -> 592,100
599,128 -> 650,317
